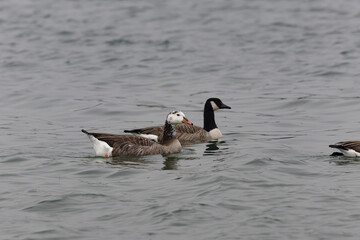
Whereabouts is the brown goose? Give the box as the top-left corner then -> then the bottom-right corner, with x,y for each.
82,111 -> 192,157
329,141 -> 360,157
124,98 -> 231,143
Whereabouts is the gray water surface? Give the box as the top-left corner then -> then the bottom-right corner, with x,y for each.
2,0 -> 360,239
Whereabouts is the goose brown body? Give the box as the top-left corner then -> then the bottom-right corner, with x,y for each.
83,131 -> 181,156
82,111 -> 191,157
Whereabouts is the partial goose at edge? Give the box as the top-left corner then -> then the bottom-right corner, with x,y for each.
329,141 -> 360,157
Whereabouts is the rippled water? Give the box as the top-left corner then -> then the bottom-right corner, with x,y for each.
2,0 -> 360,239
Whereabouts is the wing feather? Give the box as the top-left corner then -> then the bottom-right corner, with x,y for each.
124,124 -> 210,143
339,141 -> 360,153
112,141 -> 162,156
87,132 -> 156,147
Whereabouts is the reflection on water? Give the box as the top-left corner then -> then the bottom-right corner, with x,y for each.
329,155 -> 360,166
330,152 -> 344,157
204,140 -> 226,155
93,149 -> 201,170
206,141 -> 220,151
161,154 -> 180,170
161,150 -> 201,170
108,155 -> 151,167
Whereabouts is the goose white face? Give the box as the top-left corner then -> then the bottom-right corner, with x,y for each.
167,111 -> 186,124
210,101 -> 219,110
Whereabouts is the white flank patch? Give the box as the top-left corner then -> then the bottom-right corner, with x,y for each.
339,149 -> 360,158
210,101 -> 219,111
209,128 -> 222,139
137,134 -> 159,142
88,135 -> 113,157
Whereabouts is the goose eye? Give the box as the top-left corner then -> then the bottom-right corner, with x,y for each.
177,114 -> 180,116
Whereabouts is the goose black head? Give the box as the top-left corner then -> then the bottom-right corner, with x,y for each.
206,98 -> 231,111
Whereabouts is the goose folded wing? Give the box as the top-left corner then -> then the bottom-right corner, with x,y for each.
338,141 -> 360,152
176,124 -> 203,134
95,134 -> 157,147
111,137 -> 160,156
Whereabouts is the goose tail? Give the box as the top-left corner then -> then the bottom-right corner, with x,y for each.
81,129 -> 90,135
81,129 -> 113,157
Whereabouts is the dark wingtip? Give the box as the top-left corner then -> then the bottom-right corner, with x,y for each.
329,144 -> 348,150
81,129 -> 89,135
124,129 -> 140,134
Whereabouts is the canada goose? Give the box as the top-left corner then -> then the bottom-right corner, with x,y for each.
82,111 -> 192,157
124,98 -> 231,143
329,141 -> 360,157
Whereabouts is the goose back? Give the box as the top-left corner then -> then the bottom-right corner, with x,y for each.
125,124 -> 210,143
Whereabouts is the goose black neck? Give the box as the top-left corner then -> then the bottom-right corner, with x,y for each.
203,101 -> 217,132
162,120 -> 176,143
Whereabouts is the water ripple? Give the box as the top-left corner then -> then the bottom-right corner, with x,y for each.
2,0 -> 360,239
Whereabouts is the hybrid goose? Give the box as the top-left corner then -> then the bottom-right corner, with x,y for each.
82,111 -> 192,157
124,98 -> 231,143
329,141 -> 360,157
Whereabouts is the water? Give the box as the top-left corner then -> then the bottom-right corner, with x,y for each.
2,0 -> 360,239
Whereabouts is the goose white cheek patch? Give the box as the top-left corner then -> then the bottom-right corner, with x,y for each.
210,101 -> 219,110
